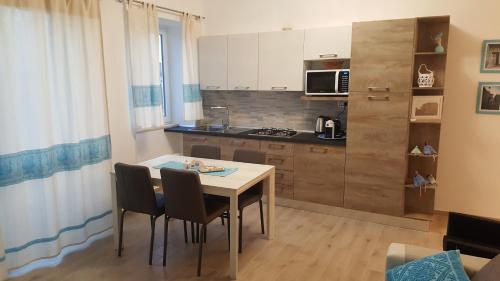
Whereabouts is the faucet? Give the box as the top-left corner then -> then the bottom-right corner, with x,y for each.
209,106 -> 230,129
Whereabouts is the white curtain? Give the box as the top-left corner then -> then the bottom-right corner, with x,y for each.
0,0 -> 111,278
124,2 -> 163,131
182,14 -> 204,121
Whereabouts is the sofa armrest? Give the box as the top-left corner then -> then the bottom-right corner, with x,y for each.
386,243 -> 490,277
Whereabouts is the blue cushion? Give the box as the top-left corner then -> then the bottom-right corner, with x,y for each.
386,250 -> 470,281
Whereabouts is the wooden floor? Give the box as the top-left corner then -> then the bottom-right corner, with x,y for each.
12,204 -> 447,281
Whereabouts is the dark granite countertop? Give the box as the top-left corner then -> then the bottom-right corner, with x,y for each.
165,126 -> 346,147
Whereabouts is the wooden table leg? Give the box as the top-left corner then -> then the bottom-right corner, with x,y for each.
264,169 -> 276,240
229,191 -> 238,279
110,173 -> 121,250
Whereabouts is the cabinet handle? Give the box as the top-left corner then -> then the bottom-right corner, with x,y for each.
268,158 -> 285,164
234,86 -> 250,90
271,86 -> 287,90
206,86 -> 221,90
368,86 -> 390,92
319,53 -> 338,58
268,144 -> 285,149
309,147 -> 328,154
367,95 -> 390,101
230,140 -> 246,146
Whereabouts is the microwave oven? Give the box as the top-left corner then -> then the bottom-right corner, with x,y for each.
305,69 -> 350,96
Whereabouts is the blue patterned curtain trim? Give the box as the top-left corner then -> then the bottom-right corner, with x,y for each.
0,135 -> 111,188
131,85 -> 163,107
183,84 -> 202,103
5,210 -> 111,254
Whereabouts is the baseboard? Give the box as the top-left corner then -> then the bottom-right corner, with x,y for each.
265,197 -> 431,232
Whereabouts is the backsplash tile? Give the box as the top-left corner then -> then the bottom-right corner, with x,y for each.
201,91 -> 347,131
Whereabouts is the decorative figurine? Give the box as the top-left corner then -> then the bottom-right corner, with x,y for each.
433,32 -> 445,53
423,143 -> 438,155
410,146 -> 423,155
427,174 -> 437,185
413,171 -> 428,188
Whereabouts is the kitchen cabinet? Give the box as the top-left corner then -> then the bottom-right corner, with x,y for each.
199,35 -> 228,90
349,19 -> 415,93
260,141 -> 295,199
258,30 -> 305,91
182,134 -> 221,156
304,26 -> 352,60
228,33 -> 259,91
293,144 -> 345,207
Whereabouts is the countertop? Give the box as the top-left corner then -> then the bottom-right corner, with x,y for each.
165,126 -> 346,147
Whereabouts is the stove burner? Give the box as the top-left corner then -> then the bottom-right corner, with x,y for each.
249,128 -> 297,138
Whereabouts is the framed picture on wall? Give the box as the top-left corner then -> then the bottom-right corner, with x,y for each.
480,40 -> 500,73
411,96 -> 443,121
476,82 -> 500,114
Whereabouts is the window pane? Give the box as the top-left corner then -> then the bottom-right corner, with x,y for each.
159,34 -> 168,119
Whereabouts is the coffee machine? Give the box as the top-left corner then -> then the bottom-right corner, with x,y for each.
324,119 -> 341,139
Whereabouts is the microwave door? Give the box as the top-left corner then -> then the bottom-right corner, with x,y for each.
307,71 -> 336,95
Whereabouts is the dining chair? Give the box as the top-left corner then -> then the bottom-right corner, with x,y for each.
114,163 -> 170,265
160,168 -> 230,276
190,144 -> 223,241
218,149 -> 266,253
190,144 -> 221,160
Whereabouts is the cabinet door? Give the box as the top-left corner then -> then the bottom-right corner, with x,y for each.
350,19 -> 415,93
220,137 -> 260,160
344,91 -> 410,216
199,36 -> 228,90
293,144 -> 345,207
304,26 -> 352,60
228,33 -> 259,91
182,134 -> 221,156
258,30 -> 304,91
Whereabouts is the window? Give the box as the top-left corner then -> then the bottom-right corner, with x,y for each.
159,31 -> 170,122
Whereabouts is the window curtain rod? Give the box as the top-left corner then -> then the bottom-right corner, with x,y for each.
117,0 -> 205,20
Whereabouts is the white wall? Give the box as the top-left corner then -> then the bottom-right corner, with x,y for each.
99,0 -> 203,163
201,0 -> 500,219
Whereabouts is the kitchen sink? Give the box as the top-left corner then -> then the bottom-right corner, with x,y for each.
187,126 -> 252,134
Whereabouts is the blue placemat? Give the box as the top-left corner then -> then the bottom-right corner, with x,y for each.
153,161 -> 238,177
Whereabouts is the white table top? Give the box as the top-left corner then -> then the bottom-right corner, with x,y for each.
133,155 -> 275,196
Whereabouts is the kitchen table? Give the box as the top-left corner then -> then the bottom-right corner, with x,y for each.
110,154 -> 276,279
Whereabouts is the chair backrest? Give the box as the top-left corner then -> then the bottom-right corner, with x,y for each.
233,149 -> 265,195
191,145 -> 221,160
160,168 -> 207,223
114,163 -> 157,215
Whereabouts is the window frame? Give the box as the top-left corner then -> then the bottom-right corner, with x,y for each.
159,29 -> 172,124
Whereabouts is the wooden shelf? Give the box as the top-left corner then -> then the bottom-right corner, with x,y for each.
415,52 -> 447,56
405,184 -> 436,190
408,154 -> 438,158
410,119 -> 441,124
300,95 -> 348,101
412,87 -> 444,90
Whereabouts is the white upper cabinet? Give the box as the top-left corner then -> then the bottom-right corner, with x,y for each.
258,30 -> 305,91
228,33 -> 259,91
304,26 -> 352,60
199,35 -> 228,90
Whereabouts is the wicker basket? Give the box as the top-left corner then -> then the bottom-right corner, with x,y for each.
417,64 -> 435,88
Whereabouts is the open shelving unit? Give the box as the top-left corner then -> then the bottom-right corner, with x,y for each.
404,16 -> 450,221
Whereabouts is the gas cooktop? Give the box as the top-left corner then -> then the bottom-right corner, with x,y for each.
247,128 -> 298,138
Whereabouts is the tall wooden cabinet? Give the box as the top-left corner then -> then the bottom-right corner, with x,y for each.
344,18 -> 416,216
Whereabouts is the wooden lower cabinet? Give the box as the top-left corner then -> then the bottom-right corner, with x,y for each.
344,91 -> 410,216
182,134 -> 220,156
293,144 -> 345,207
220,138 -> 260,160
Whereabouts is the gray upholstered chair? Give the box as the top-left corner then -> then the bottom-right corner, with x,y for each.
160,168 -> 230,276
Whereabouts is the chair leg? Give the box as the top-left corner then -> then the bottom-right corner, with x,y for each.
239,209 -> 243,254
191,222 -> 195,243
197,225 -> 206,276
259,199 -> 265,234
204,224 -> 207,243
183,220 -> 188,244
163,216 -> 169,266
118,209 -> 126,257
196,223 -> 200,243
220,215 -> 225,225
227,213 -> 230,250
149,216 -> 156,265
